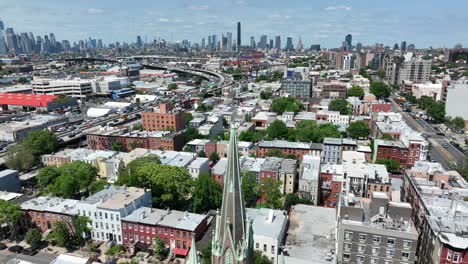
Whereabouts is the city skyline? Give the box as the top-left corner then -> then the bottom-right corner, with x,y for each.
1,0 -> 468,48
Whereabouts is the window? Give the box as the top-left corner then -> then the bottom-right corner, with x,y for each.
105,213 -> 108,219
386,249 -> 394,257
373,236 -> 381,244
387,238 -> 395,246
447,250 -> 452,261
345,232 -> 353,240
384,261 -> 392,264
158,227 -> 162,234
170,229 -> 174,236
403,240 -> 412,249
263,244 -> 267,252
256,243 -> 259,249
164,228 -> 168,235
371,258 -> 379,264
146,227 -> 150,233
152,227 -> 156,234
453,253 -> 460,263
344,243 -> 352,251
358,245 -> 366,253
140,226 -> 144,232
402,251 -> 410,259
356,255 -> 364,263
271,245 -> 275,254
110,214 -> 113,221
372,247 -> 379,255
359,234 -> 367,242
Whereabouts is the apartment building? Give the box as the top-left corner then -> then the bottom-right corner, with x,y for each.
141,103 -> 185,132
32,78 -> 93,98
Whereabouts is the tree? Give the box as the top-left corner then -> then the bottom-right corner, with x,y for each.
89,179 -> 108,194
329,98 -> 350,115
112,141 -> 124,152
450,116 -> 465,132
185,113 -> 193,126
135,98 -> 141,107
348,85 -> 365,99
259,90 -> 272,99
72,216 -> 91,245
380,133 -> 394,141
419,96 -> 434,110
201,242 -> 212,264
25,228 -> 42,250
209,152 -> 220,163
370,82 -> 391,99
426,101 -> 446,123
283,193 -> 314,211
270,97 -> 304,114
242,172 -> 259,207
37,166 -> 60,191
168,83 -> 178,90
116,155 -> 161,187
23,129 -> 60,156
376,158 -> 400,173
254,251 -> 273,264
265,149 -> 284,158
347,121 -> 371,139
186,127 -> 204,142
238,130 -> 265,143
153,236 -> 166,260
191,173 -> 222,213
259,178 -> 282,209
266,120 -> 288,140
5,144 -> 36,172
106,244 -> 125,256
18,77 -> 28,84
43,161 -> 98,198
377,69 -> 386,79
48,221 -> 73,248
0,200 -> 24,238
132,123 -> 143,131
198,150 -> 206,158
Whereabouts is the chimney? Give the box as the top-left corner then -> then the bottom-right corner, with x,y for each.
266,209 -> 274,223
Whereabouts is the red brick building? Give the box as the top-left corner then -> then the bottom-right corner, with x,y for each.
370,102 -> 392,113
87,129 -> 185,152
141,103 -> 185,132
121,207 -> 208,256
320,163 -> 343,207
373,139 -> 424,168
20,197 -> 78,233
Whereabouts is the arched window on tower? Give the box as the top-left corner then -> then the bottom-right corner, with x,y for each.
224,248 -> 234,264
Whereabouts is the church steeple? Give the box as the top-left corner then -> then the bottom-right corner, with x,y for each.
187,236 -> 200,264
212,123 -> 253,264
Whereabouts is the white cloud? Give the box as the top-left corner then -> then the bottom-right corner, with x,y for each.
324,5 -> 352,11
189,5 -> 209,11
87,8 -> 103,14
159,18 -> 169,22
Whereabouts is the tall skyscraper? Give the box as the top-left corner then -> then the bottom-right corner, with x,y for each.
345,34 -> 352,51
356,42 -> 362,53
275,35 -> 281,50
250,36 -> 255,49
296,36 -> 303,51
401,41 -> 407,52
285,37 -> 294,51
258,35 -> 267,49
269,39 -> 273,50
0,19 -> 4,31
136,35 -> 142,48
237,22 -> 241,50
227,32 -> 232,51
211,125 -> 253,264
208,35 -> 212,50
201,38 -> 205,49
212,34 -> 217,50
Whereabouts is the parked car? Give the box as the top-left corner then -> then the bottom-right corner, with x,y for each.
21,248 -> 37,256
8,245 -> 24,253
0,243 -> 7,250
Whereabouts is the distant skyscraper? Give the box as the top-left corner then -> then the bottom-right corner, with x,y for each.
296,36 -> 303,51
310,44 -> 321,51
237,22 -> 241,50
356,42 -> 362,53
275,35 -> 281,50
0,19 -> 4,31
401,41 -> 407,52
250,36 -> 255,49
258,35 -> 267,49
227,32 -> 232,51
393,43 -> 399,50
285,37 -> 294,51
136,35 -> 142,48
97,39 -> 103,49
208,35 -> 212,50
201,38 -> 205,49
211,34 -> 217,50
269,39 -> 273,50
345,34 -> 352,51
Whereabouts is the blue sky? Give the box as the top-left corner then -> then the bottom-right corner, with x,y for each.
1,0 -> 467,48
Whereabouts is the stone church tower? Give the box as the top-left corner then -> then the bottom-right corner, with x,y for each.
212,124 -> 253,264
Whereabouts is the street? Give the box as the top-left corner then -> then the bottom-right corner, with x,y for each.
389,97 -> 465,169
0,250 -> 56,264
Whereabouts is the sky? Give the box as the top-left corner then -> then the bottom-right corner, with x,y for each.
1,0 -> 467,48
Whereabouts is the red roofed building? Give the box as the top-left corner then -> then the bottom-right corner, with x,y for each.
0,93 -> 77,111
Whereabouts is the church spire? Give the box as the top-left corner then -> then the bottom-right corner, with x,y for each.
212,123 -> 253,264
187,236 -> 200,264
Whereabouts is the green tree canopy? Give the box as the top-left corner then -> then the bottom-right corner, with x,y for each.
376,158 -> 400,173
283,193 -> 314,211
270,97 -> 304,114
186,127 -> 204,142
377,69 -> 386,79
23,129 -> 60,156
89,179 -> 108,194
426,101 -> 446,123
370,81 -> 391,99
185,113 -> 193,126
209,152 -> 220,163
168,83 -> 178,90
253,251 -> 273,264
450,116 -> 465,132
348,85 -> 365,99
48,221 -> 73,248
347,121 -> 371,139
238,130 -> 265,142
259,178 -> 282,209
266,120 -> 289,140
116,155 -> 161,187
380,133 -> 394,141
25,228 -> 42,250
112,142 -> 124,152
242,172 -> 259,207
0,200 -> 24,238
265,149 -> 285,158
191,173 -> 222,213
5,144 -> 36,172
153,236 -> 167,260
329,98 -> 350,115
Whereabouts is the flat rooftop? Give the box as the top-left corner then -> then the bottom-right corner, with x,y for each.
286,205 -> 336,263
82,186 -> 148,209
